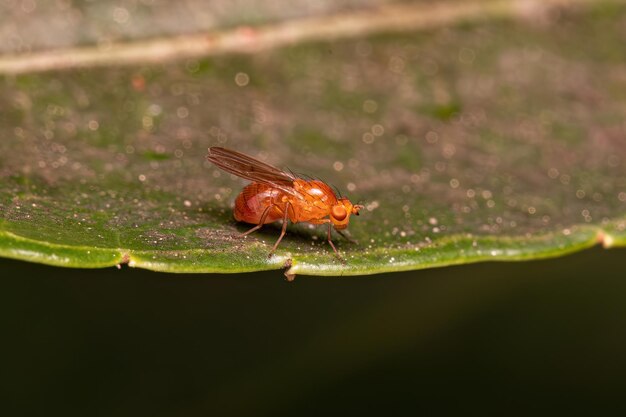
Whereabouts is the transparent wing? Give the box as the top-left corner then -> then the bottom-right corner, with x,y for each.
207,147 -> 300,196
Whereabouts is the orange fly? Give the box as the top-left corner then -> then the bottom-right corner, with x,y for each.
206,147 -> 363,258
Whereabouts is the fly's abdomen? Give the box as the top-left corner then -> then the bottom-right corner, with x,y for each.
234,183 -> 285,224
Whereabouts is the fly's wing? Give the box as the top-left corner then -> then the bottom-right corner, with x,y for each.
207,147 -> 300,196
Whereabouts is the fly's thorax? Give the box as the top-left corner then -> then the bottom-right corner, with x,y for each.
285,179 -> 334,222
294,179 -> 334,199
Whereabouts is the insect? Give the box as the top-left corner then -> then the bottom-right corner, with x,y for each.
206,147 -> 363,259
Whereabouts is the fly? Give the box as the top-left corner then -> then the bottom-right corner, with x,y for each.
206,147 -> 363,259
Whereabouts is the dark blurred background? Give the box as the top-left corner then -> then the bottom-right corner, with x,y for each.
2,249 -> 626,416
3,1 -> 626,415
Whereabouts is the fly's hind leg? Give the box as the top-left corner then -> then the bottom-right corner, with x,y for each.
268,202 -> 291,258
239,205 -> 272,238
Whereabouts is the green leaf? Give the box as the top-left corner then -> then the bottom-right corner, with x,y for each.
1,1 -> 626,277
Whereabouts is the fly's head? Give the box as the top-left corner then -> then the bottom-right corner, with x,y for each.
330,198 -> 363,230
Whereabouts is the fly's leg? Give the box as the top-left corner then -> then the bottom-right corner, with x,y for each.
327,223 -> 346,263
239,205 -> 272,237
336,229 -> 357,244
268,202 -> 290,258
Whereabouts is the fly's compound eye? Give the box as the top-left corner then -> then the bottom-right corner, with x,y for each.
331,205 -> 347,221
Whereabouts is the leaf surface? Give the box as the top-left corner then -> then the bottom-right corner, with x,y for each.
1,2 -> 625,276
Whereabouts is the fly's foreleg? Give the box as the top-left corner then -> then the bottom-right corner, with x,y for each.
336,229 -> 357,244
327,222 -> 346,263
